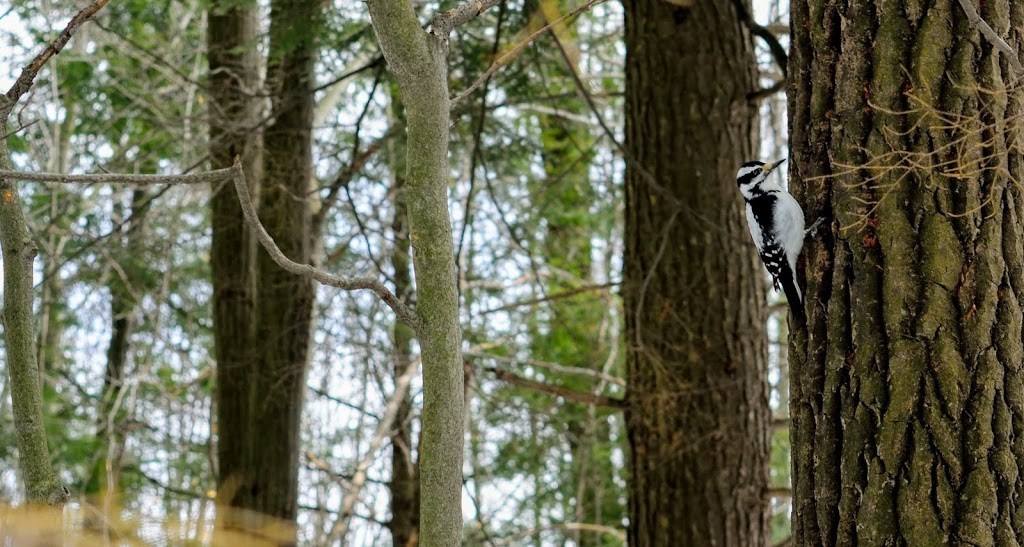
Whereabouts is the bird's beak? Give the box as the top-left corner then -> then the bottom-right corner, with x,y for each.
765,158 -> 787,173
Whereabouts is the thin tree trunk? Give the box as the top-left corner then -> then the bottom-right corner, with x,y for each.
367,4 -> 465,544
388,84 -> 420,547
789,0 -> 1024,544
0,110 -> 68,508
622,0 -> 769,545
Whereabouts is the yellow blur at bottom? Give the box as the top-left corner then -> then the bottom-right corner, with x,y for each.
0,500 -> 297,546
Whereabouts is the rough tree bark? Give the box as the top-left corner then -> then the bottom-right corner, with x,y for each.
367,2 -> 466,544
244,0 -> 321,525
622,0 -> 770,545
207,0 -> 322,536
789,0 -> 1024,545
206,0 -> 263,525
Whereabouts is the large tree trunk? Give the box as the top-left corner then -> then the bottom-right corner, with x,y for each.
206,0 -> 262,518
788,0 -> 1024,545
622,0 -> 770,545
243,0 -> 321,524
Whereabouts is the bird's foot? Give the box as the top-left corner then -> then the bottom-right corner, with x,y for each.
805,216 -> 826,237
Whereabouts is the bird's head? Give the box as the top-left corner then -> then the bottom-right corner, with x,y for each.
736,158 -> 785,199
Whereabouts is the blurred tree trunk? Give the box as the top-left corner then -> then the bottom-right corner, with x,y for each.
789,1 -> 1024,544
85,188 -> 148,498
206,0 -> 262,525
245,0 -> 321,524
622,0 -> 770,545
387,84 -> 420,547
208,0 -> 324,533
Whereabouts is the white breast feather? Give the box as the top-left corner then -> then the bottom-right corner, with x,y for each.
745,204 -> 764,254
771,192 -> 805,271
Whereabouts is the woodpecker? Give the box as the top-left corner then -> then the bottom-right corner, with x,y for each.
736,158 -> 806,319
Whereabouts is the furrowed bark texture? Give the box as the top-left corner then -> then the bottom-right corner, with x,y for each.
367,2 -> 465,544
622,1 -> 769,545
244,0 -> 321,525
0,107 -> 67,506
789,0 -> 1024,544
206,0 -> 262,521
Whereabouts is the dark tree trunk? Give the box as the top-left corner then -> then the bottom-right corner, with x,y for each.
241,0 -> 321,525
622,0 -> 770,545
206,0 -> 262,517
789,0 -> 1024,545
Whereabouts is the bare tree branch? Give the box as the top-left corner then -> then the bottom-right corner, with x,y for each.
430,0 -> 502,38
729,0 -> 788,77
464,349 -> 626,387
229,158 -> 419,328
0,119 -> 38,142
2,0 -> 110,115
0,167 -> 234,186
495,522 -> 626,546
955,0 -> 1024,75
481,365 -> 626,410
326,357 -> 420,544
449,0 -> 608,107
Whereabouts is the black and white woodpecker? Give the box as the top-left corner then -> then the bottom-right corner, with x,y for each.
736,158 -> 806,319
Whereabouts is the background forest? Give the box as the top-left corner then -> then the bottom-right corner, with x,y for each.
1,0 -> 1020,546
0,0 -> 792,543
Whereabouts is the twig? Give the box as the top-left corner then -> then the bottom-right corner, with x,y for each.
463,349 -> 626,387
326,358 -> 420,544
449,0 -> 607,107
229,158 -> 419,329
3,0 -> 110,114
483,365 -> 626,409
0,119 -> 38,141
479,281 -> 617,314
0,167 -> 234,186
748,79 -> 785,102
955,0 -> 1024,75
430,0 -> 502,38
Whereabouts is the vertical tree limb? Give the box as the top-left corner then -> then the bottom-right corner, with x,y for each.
366,0 -> 471,543
0,0 -> 111,508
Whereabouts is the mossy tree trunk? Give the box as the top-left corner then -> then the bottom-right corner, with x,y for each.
0,104 -> 68,508
387,83 -> 420,547
789,0 -> 1024,544
367,2 -> 465,544
622,0 -> 770,545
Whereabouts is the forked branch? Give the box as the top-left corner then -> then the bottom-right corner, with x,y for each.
229,158 -> 419,328
2,0 -> 110,115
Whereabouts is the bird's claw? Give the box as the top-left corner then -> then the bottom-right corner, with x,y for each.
805,216 -> 825,237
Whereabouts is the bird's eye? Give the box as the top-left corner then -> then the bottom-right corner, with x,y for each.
755,169 -> 762,175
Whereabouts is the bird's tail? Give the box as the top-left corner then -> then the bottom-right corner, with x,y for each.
779,263 -> 805,321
